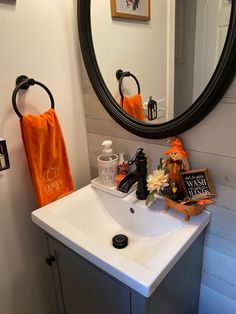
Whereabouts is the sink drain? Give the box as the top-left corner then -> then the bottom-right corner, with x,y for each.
112,234 -> 128,249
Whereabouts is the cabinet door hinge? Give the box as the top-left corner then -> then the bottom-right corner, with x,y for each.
46,255 -> 55,266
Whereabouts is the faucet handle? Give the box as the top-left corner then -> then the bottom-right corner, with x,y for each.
129,148 -> 145,165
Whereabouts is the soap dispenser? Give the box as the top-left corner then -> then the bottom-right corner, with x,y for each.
117,152 -> 129,175
98,140 -> 118,186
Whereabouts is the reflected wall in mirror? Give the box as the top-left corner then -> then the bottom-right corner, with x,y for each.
91,0 -> 232,123
77,0 -> 236,138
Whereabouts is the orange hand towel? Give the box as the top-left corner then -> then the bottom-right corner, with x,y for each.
120,94 -> 145,122
20,108 -> 74,207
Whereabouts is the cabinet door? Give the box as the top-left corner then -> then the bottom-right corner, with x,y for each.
48,237 -> 131,314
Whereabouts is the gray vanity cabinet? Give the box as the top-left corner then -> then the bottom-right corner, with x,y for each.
47,231 -> 205,314
47,237 -> 130,314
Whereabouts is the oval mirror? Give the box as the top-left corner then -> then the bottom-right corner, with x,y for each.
77,0 -> 236,139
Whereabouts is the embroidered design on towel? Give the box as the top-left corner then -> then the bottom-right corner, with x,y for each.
20,108 -> 74,207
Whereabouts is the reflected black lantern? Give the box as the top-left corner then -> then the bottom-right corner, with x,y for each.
148,96 -> 157,120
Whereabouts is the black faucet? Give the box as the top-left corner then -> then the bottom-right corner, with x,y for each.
118,148 -> 149,200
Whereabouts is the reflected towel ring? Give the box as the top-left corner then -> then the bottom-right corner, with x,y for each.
116,69 -> 141,107
12,75 -> 55,119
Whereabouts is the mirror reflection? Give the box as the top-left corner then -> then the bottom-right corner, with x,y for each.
91,0 -> 231,123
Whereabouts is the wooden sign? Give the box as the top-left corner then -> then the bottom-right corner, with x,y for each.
180,168 -> 215,199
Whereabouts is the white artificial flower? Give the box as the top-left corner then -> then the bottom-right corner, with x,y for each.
147,169 -> 169,193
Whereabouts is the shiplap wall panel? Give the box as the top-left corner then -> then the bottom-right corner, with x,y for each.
201,243 -> 236,301
213,183 -> 236,210
180,100 -> 236,157
202,248 -> 236,301
82,51 -> 236,311
199,285 -> 236,314
202,272 -> 236,304
205,232 -> 236,260
207,205 -> 236,240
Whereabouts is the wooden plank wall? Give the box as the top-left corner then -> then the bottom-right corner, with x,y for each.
80,54 -> 236,313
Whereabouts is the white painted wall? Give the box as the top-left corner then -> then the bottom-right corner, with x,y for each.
0,1 -> 90,313
91,0 -> 172,116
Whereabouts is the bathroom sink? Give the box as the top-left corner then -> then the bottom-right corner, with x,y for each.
31,184 -> 210,297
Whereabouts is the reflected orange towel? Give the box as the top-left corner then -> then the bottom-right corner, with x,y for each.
120,94 -> 145,121
20,108 -> 74,207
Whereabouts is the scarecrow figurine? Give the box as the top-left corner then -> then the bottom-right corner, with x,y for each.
163,137 -> 190,200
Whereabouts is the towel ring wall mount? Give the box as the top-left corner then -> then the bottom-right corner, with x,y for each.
116,69 -> 141,99
12,75 -> 55,119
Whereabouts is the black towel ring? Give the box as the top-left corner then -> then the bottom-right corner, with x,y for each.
12,75 -> 55,119
116,69 -> 141,107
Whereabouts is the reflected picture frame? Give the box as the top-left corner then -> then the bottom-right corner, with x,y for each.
110,0 -> 150,21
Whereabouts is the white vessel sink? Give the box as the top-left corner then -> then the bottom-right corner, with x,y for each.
31,184 -> 210,297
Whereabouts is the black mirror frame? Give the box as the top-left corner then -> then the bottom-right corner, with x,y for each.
77,0 -> 236,139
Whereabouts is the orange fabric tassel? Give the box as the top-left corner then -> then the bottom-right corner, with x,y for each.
20,108 -> 74,207
120,94 -> 145,121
